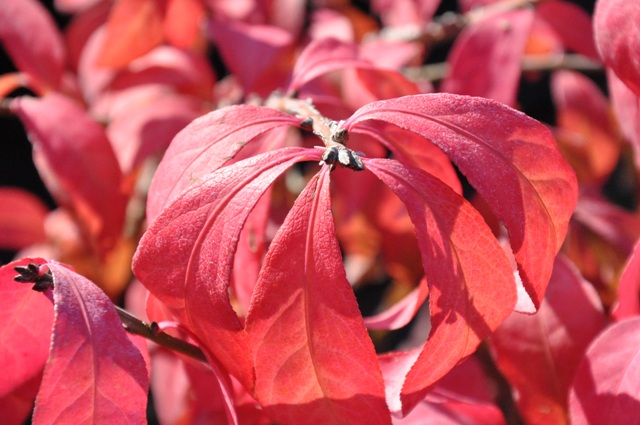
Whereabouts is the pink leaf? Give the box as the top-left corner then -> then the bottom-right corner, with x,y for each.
440,9 -> 534,107
0,188 -> 48,251
490,255 -> 608,425
364,158 -> 516,415
569,317 -> 640,424
536,0 -> 598,60
607,70 -> 640,170
364,281 -> 428,331
133,148 -> 320,390
146,105 -> 303,222
613,239 -> 640,320
209,21 -> 295,96
0,258 -> 53,399
344,93 -> 578,309
0,0 -> 66,92
594,0 -> 640,96
32,261 -> 149,424
11,94 -> 127,254
245,168 -> 390,425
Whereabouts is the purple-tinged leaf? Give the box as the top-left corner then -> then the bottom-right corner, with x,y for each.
32,261 -> 148,424
344,94 -> 578,309
245,168 -> 390,425
569,317 -> 640,424
490,255 -> 608,425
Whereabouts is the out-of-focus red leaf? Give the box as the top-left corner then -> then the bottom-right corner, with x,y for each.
308,8 -> 355,42
0,188 -> 48,251
106,91 -> 204,174
164,0 -> 206,50
55,0 -> 102,13
569,317 -> 640,424
97,0 -> 165,69
344,94 -> 578,309
607,70 -> 640,169
371,0 -> 440,27
31,261 -> 148,424
146,105 -> 303,222
0,0 -> 66,93
210,20 -> 295,96
11,94 -> 127,254
103,46 -> 216,99
364,283 -> 428,330
64,1 -> 111,72
552,70 -> 620,186
0,258 -> 53,401
441,9 -> 534,107
613,239 -> 640,320
594,0 -> 640,96
245,168 -> 390,425
364,158 -> 516,415
536,0 -> 598,60
133,148 -> 320,390
490,255 -> 608,425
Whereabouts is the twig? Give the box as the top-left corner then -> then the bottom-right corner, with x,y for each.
115,306 -> 208,363
404,53 -> 603,82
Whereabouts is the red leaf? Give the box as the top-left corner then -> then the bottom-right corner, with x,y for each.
97,0 -> 165,68
490,255 -> 608,425
344,93 -> 578,309
364,158 -> 516,415
0,0 -> 66,92
569,317 -> 640,424
245,168 -> 390,425
535,0 -> 598,60
607,70 -> 640,170
11,94 -> 127,254
594,0 -> 640,96
133,148 -> 320,390
32,261 -> 149,424
209,21 -> 295,96
441,9 -> 534,107
164,0 -> 206,50
364,283 -> 428,330
146,105 -> 303,221
0,258 -> 53,399
613,239 -> 640,320
0,188 -> 48,251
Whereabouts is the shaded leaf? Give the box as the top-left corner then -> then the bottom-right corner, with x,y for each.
245,168 -> 390,425
364,158 -> 516,415
32,261 -> 149,424
569,317 -> 640,424
613,238 -> 640,320
134,148 -> 320,390
344,94 -> 578,309
490,255 -> 608,425
0,0 -> 66,92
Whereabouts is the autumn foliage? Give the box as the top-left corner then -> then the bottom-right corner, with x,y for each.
0,0 -> 639,424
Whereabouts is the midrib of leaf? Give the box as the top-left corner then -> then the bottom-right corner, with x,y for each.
59,267 -> 100,418
301,168 -> 342,420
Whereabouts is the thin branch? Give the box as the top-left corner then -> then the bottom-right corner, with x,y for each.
115,306 -> 208,363
404,53 -> 603,83
373,0 -> 542,46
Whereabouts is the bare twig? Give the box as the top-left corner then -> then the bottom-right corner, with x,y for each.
404,53 -> 603,82
115,306 -> 207,363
